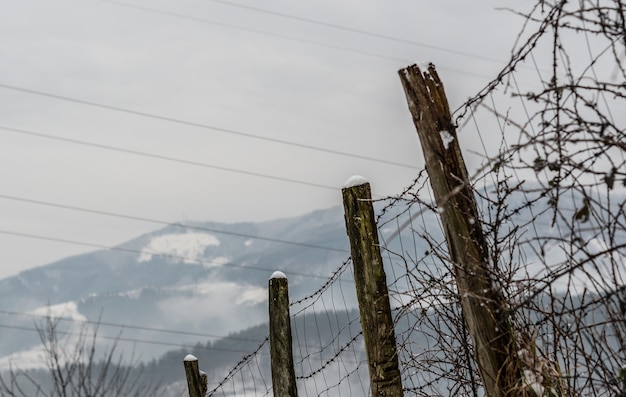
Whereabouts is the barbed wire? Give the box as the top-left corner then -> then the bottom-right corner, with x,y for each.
172,2 -> 626,395
8,2 -> 620,395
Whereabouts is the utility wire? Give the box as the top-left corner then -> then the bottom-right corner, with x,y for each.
0,323 -> 265,354
205,0 -> 507,65
92,0 -> 497,81
0,309 -> 332,352
0,309 -> 259,343
0,229 -> 343,281
0,191 -> 349,253
0,124 -> 339,191
0,85 -> 418,170
96,0 -> 410,62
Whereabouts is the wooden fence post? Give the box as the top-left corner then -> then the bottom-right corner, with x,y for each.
342,176 -> 404,397
398,63 -> 520,397
183,354 -> 206,397
269,271 -> 298,397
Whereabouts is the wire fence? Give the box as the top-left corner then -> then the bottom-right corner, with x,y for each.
197,1 -> 626,395
0,2 -> 623,396
201,256 -> 369,397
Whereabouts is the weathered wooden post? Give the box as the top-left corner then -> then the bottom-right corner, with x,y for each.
269,271 -> 298,397
342,176 -> 404,397
398,63 -> 519,397
183,354 -> 206,397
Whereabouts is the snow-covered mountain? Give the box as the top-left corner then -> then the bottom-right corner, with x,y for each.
0,206 -> 353,367
2,186 -> 623,376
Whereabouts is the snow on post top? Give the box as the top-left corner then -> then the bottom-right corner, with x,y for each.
184,354 -> 198,362
416,61 -> 434,71
270,271 -> 287,280
343,175 -> 368,188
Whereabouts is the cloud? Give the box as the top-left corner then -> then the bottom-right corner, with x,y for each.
0,0 -> 522,280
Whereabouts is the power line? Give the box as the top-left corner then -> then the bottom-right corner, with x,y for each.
205,0 -> 507,66
0,309 -> 260,344
95,0 -> 408,61
0,191 -> 349,253
0,309 -> 332,352
0,124 -> 338,191
92,0 -> 497,81
0,85 -> 418,170
0,323 -> 264,355
0,228 -> 343,281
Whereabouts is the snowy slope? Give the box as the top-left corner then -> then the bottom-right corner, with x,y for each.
2,190 -> 618,371
0,206 -> 351,367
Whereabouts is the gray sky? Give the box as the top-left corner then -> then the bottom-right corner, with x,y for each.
0,0 -> 527,279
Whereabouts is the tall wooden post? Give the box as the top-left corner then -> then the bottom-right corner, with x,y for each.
269,271 -> 298,397
342,176 -> 404,397
183,354 -> 206,397
398,63 -> 519,397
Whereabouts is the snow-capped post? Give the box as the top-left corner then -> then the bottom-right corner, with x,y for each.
183,354 -> 205,397
398,63 -> 520,397
268,271 -> 298,397
342,176 -> 404,397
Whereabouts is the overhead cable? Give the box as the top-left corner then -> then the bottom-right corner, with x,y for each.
205,0 -> 507,65
0,191 -> 349,253
0,323 -> 264,354
0,228 -> 345,281
0,309 -> 260,343
0,85 -> 417,170
93,0 -> 496,81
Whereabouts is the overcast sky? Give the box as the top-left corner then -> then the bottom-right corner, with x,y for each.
0,0 -> 530,280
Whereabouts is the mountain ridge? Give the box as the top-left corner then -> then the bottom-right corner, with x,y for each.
0,205 -> 352,365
